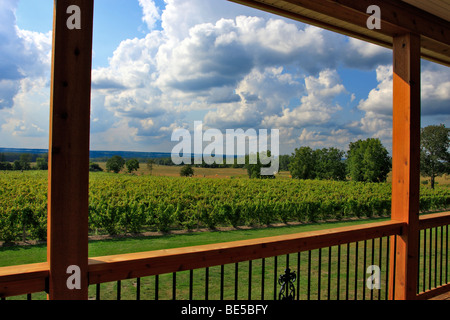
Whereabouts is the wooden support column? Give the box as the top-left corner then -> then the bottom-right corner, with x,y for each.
389,33 -> 421,300
47,0 -> 94,300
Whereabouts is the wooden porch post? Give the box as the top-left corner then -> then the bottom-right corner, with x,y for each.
47,0 -> 94,300
389,33 -> 421,300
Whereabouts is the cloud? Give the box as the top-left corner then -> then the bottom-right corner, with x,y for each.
160,0 -> 272,40
357,65 -> 393,117
0,79 -> 20,110
0,1 -> 47,109
156,28 -> 253,92
5,0 -> 448,154
138,0 -> 161,30
90,8 -> 358,150
0,2 -> 51,147
352,61 -> 450,152
357,62 -> 450,121
203,66 -> 304,130
262,69 -> 345,129
15,28 -> 52,78
92,32 -> 162,90
421,62 -> 450,116
85,4 -> 390,152
342,38 -> 391,69
295,127 -> 356,150
1,77 -> 50,146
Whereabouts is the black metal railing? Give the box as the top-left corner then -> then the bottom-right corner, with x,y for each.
90,236 -> 397,301
418,224 -> 449,295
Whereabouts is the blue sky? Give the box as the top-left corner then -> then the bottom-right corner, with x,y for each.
1,0 -> 449,155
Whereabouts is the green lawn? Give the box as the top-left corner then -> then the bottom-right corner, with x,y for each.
0,217 -> 388,267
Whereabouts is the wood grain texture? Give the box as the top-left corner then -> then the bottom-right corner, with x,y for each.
389,32 -> 421,301
47,0 -> 94,300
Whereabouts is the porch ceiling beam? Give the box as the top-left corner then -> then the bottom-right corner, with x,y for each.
229,0 -> 450,66
321,0 -> 449,45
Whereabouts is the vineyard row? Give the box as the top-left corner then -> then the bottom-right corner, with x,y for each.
1,171 -> 449,243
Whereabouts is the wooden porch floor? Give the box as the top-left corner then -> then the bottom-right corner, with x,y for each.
429,292 -> 450,300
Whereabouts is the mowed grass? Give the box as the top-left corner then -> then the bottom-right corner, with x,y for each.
1,217 -> 389,267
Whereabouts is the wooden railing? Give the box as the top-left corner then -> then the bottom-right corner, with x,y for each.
416,212 -> 450,300
1,212 -> 450,300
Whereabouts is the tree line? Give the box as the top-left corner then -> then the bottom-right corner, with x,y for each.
247,124 -> 450,187
2,124 -> 448,187
281,138 -> 391,182
0,153 -> 48,171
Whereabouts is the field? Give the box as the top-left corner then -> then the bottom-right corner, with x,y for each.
96,162 -> 450,184
1,167 -> 450,244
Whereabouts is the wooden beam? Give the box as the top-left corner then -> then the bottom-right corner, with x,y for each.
282,0 -> 408,37
0,263 -> 49,298
323,0 -> 450,45
416,283 -> 450,300
229,0 -> 394,48
419,211 -> 450,230
389,32 -> 421,300
228,0 -> 450,66
47,0 -> 94,300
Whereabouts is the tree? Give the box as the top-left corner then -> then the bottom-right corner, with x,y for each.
346,138 -> 391,182
289,147 -> 346,181
146,159 -> 155,175
13,160 -> 22,171
315,147 -> 346,181
126,158 -> 140,173
180,164 -> 194,177
19,153 -> 31,170
106,155 -> 125,173
0,162 -> 12,170
89,162 -> 103,172
289,146 -> 317,180
36,157 -> 48,170
278,154 -> 292,171
420,124 -> 450,189
245,152 -> 276,179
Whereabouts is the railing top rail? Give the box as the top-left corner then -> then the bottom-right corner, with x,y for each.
0,262 -> 48,281
419,211 -> 450,230
87,220 -> 404,284
0,262 -> 48,298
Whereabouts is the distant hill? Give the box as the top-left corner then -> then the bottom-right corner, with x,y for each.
0,147 -> 172,161
0,147 -> 49,155
88,150 -> 172,160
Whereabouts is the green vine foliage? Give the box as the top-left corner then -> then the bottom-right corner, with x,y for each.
1,171 -> 450,242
